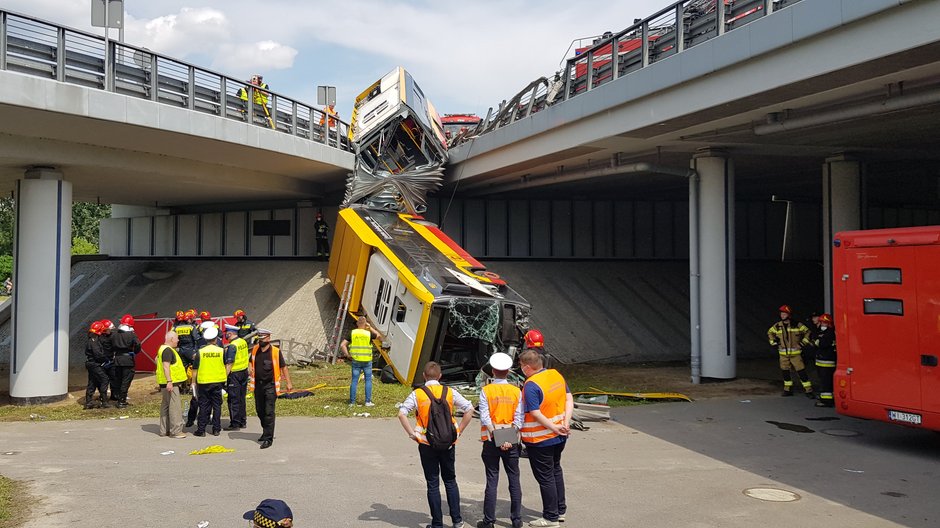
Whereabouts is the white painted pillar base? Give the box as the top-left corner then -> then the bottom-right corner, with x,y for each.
692,149 -> 736,379
822,155 -> 862,312
10,168 -> 72,404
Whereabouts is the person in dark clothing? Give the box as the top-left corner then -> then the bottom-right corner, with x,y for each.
814,313 -> 837,408
84,321 -> 111,409
174,311 -> 201,427
110,314 -> 141,408
223,325 -> 250,430
192,326 -> 225,437
234,309 -> 256,339
314,212 -> 330,259
249,329 -> 293,449
98,319 -> 116,401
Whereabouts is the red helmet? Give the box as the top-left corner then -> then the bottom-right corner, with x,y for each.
90,321 -> 104,334
101,319 -> 114,330
199,310 -> 211,321
234,309 -> 246,318
819,313 -> 833,326
186,309 -> 197,320
175,310 -> 185,321
778,305 -> 792,314
120,314 -> 135,327
525,329 -> 545,349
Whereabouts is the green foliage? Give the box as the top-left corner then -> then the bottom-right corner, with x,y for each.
71,237 -> 98,255
0,255 -> 11,281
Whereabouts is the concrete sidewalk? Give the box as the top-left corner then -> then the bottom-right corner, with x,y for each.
0,407 -> 906,528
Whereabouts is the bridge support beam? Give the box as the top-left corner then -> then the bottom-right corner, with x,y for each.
10,168 -> 72,404
822,155 -> 862,313
692,149 -> 736,379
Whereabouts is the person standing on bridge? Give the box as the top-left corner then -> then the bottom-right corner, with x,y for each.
768,305 -> 814,398
223,325 -> 250,430
192,326 -> 226,437
341,316 -> 378,407
249,329 -> 293,449
237,74 -> 270,124
314,212 -> 330,259
110,315 -> 141,408
156,330 -> 187,438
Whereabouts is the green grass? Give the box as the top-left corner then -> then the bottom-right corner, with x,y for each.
0,475 -> 28,528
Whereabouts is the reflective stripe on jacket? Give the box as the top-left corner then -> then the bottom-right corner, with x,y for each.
480,382 -> 521,442
155,345 -> 187,384
415,384 -> 457,446
195,344 -> 227,384
768,320 -> 810,355
349,328 -> 373,362
521,369 -> 566,445
248,345 -> 283,395
230,337 -> 250,372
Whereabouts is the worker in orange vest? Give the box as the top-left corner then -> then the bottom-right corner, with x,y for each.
519,347 -> 573,527
249,329 -> 293,449
398,361 -> 474,528
477,352 -> 524,528
319,103 -> 337,128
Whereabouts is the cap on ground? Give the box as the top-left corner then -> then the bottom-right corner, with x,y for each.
489,352 -> 513,371
202,326 -> 219,341
243,499 -> 293,527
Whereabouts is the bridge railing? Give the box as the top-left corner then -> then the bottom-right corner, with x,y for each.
469,0 -> 803,141
0,9 -> 352,151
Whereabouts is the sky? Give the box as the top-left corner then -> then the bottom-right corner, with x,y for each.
1,0 -> 668,119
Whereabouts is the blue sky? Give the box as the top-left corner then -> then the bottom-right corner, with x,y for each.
2,0 -> 668,119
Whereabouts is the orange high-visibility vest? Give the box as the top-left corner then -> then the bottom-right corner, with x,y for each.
521,369 -> 566,444
414,384 -> 458,446
248,344 -> 283,395
480,382 -> 521,442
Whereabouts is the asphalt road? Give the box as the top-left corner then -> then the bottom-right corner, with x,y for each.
0,396 -> 936,527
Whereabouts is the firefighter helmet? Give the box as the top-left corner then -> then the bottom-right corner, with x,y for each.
101,319 -> 114,330
90,321 -> 104,334
199,310 -> 211,321
120,314 -> 135,327
234,309 -> 246,318
175,310 -> 185,321
819,313 -> 833,326
778,305 -> 792,314
524,329 -> 545,349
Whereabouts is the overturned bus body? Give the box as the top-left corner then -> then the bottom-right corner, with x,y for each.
329,67 -> 531,385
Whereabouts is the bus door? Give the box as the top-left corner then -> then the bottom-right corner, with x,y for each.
846,246 -> 920,410
915,245 -> 940,415
385,283 -> 422,382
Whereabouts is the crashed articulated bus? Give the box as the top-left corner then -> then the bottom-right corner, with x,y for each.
329,67 -> 531,386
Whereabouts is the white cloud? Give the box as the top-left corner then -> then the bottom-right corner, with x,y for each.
213,40 -> 299,73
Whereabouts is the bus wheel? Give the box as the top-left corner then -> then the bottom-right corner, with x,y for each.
380,365 -> 399,384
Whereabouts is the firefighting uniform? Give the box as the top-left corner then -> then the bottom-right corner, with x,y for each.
814,326 -> 837,406
768,320 -> 814,395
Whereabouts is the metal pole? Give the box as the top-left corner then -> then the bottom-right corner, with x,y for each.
56,28 -> 66,82
187,67 -> 195,110
104,0 -> 110,90
675,3 -> 685,54
219,77 -> 227,116
0,12 -> 7,71
641,21 -> 650,67
717,0 -> 726,35
586,50 -> 594,91
610,35 -> 620,81
149,52 -> 157,101
688,169 -> 701,384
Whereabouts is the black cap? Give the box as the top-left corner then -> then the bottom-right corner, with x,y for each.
243,499 -> 293,527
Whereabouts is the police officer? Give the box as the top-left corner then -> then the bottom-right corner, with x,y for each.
814,313 -> 837,408
314,212 -> 330,259
175,310 -> 201,428
192,326 -> 226,437
768,305 -> 814,398
234,309 -> 256,339
249,329 -> 293,449
223,325 -> 250,430
110,314 -> 141,408
84,321 -> 111,409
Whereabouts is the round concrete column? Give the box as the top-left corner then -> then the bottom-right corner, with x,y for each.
10,168 -> 72,404
692,149 -> 736,379
822,155 -> 862,312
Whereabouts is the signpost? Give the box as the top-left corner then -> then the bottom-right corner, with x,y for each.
91,0 -> 124,90
317,85 -> 336,106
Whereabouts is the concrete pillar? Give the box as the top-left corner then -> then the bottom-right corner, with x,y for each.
822,155 -> 862,312
692,149 -> 736,379
10,168 -> 72,404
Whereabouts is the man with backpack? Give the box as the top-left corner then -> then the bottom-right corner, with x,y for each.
398,361 -> 474,528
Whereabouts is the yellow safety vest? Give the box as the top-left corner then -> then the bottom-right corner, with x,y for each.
349,328 -> 373,362
230,337 -> 250,372
155,345 -> 187,385
195,344 -> 227,384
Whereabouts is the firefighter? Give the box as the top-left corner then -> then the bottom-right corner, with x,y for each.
314,212 -> 330,259
814,313 -> 837,408
524,329 -> 551,368
174,310 -> 201,428
84,321 -> 111,409
767,305 -> 814,398
802,311 -> 822,367
110,314 -> 141,408
196,310 -> 215,348
192,326 -> 226,437
234,309 -> 256,339
223,325 -> 250,430
98,319 -> 116,401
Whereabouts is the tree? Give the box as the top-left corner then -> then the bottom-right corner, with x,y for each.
0,198 -> 111,258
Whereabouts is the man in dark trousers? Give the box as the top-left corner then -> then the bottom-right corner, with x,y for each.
174,310 -> 201,427
192,326 -> 226,437
519,348 -> 573,527
814,313 -> 837,407
98,319 -> 116,401
314,212 -> 330,259
477,352 -> 524,528
110,314 -> 141,408
84,321 -> 111,409
249,329 -> 293,449
223,325 -> 250,430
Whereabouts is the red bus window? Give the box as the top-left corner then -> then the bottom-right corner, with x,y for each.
863,298 -> 904,316
862,268 -> 902,284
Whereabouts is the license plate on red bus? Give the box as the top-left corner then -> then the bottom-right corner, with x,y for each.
887,410 -> 922,425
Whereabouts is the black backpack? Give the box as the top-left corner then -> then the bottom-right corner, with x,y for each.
421,385 -> 457,450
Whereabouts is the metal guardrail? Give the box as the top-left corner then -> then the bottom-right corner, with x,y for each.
463,0 -> 804,143
0,9 -> 352,151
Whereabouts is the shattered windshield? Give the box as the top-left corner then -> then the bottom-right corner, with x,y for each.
446,297 -> 500,344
